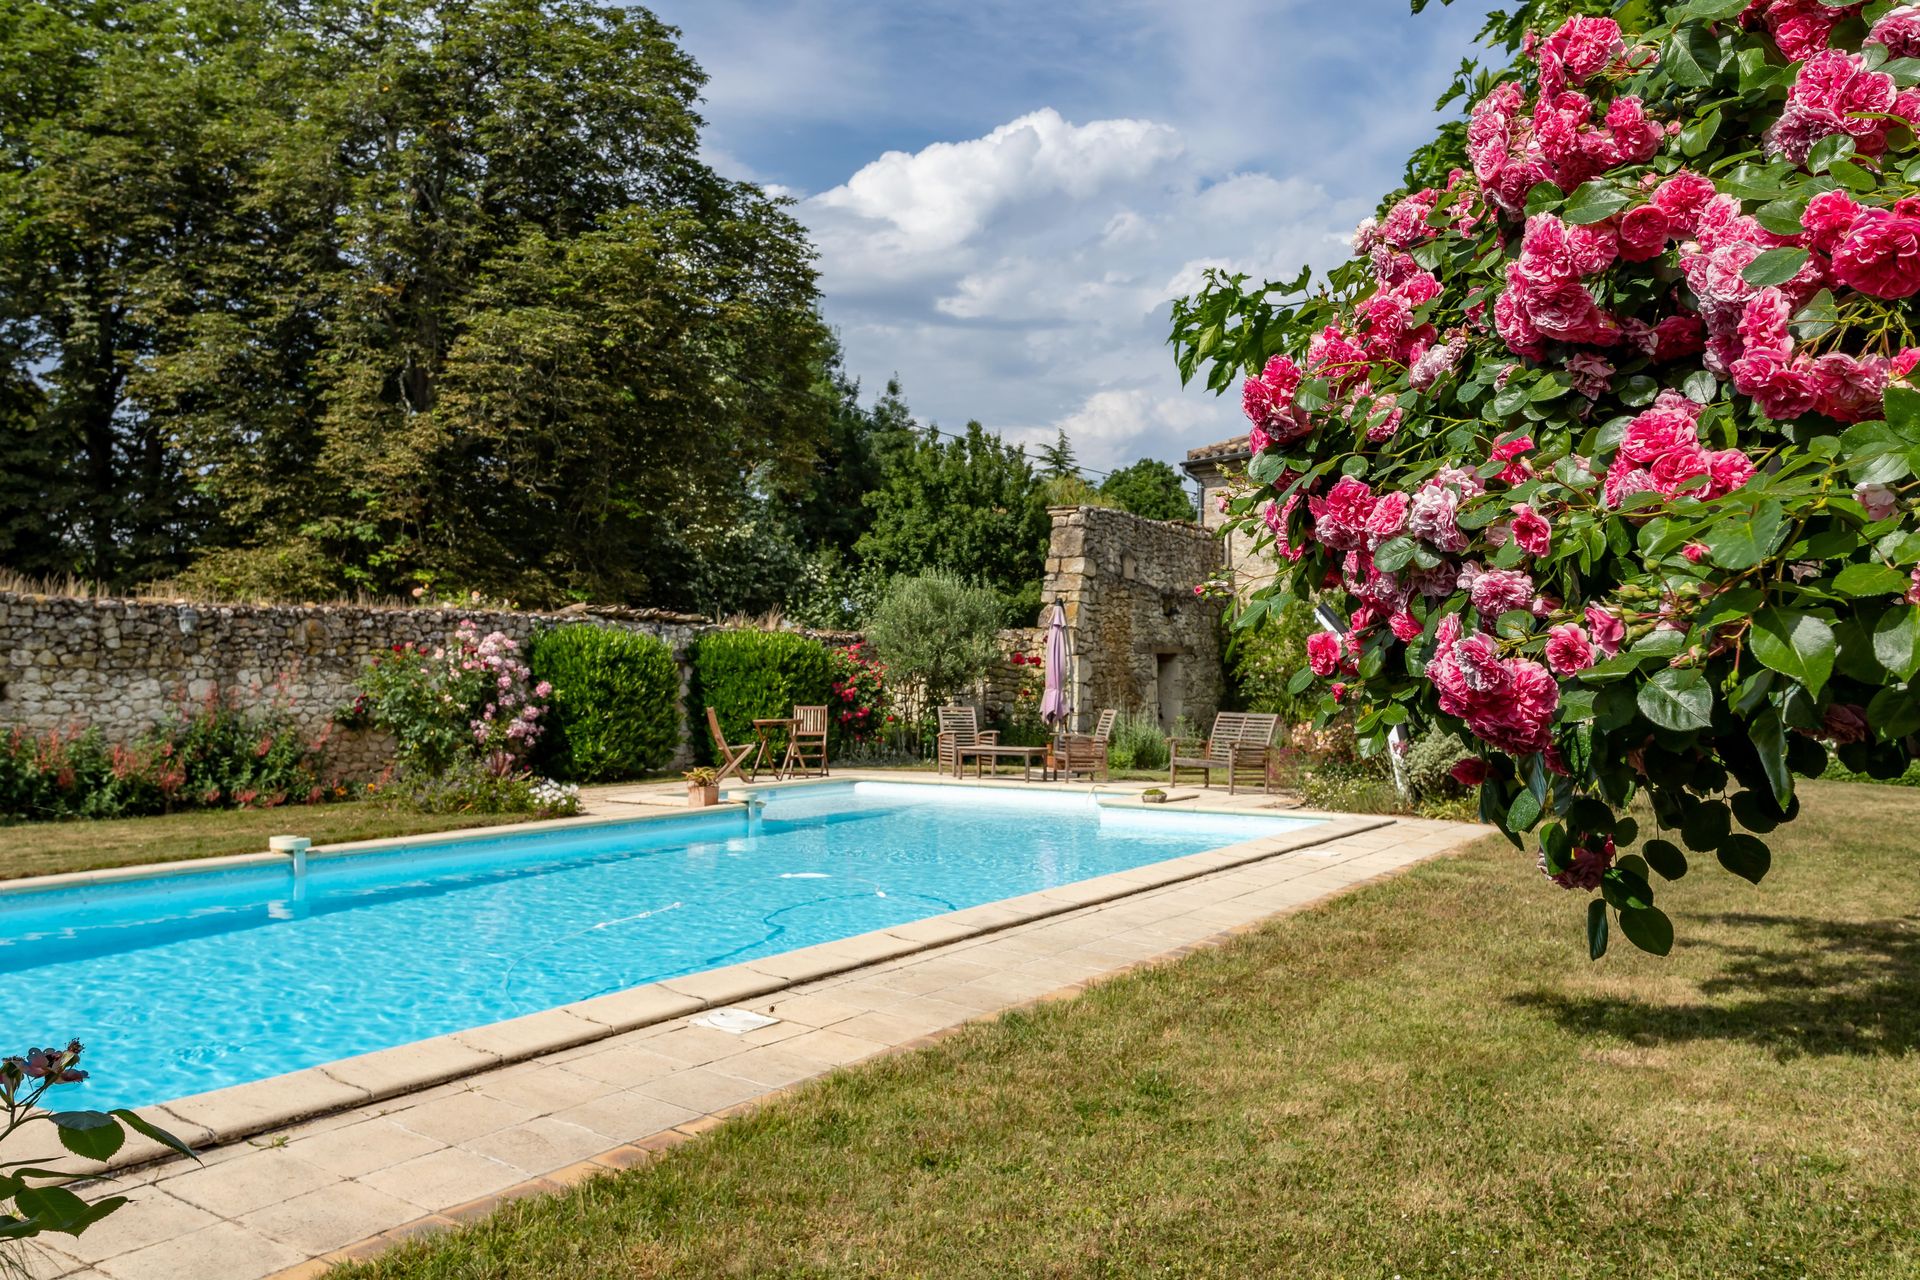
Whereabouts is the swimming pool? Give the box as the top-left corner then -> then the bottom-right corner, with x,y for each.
0,782 -> 1317,1109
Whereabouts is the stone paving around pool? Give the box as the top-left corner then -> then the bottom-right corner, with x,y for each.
19,780 -> 1485,1280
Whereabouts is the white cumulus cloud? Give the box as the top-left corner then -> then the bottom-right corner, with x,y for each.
792,112 -> 1362,471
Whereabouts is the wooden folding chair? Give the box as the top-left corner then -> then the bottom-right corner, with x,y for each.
706,706 -> 756,783
783,705 -> 830,777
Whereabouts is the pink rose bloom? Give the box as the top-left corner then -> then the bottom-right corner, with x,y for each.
1565,351 -> 1615,399
1732,352 -> 1820,421
1737,287 -> 1794,360
1618,406 -> 1702,468
1471,569 -> 1536,619
1650,171 -> 1718,233
1651,313 -> 1706,362
1682,542 -> 1709,563
1857,481 -> 1898,521
1703,449 -> 1757,499
1545,623 -> 1596,675
1616,204 -> 1670,262
1308,324 -> 1371,394
1542,835 -> 1615,891
1809,351 -> 1890,422
1833,209 -> 1920,299
1870,4 -> 1920,59
1894,347 -> 1920,381
1242,354 -> 1310,444
1379,188 -> 1441,248
1408,482 -> 1467,552
1409,339 -> 1464,391
1801,188 -> 1863,256
1489,435 -> 1536,485
1364,490 -> 1410,548
1389,610 -> 1424,642
1585,605 -> 1625,655
1907,565 -> 1920,606
1309,476 -> 1376,552
1538,14 -> 1623,84
1602,464 -> 1658,509
1509,504 -> 1552,557
1651,447 -> 1711,498
1449,757 -> 1491,787
1305,630 -> 1343,677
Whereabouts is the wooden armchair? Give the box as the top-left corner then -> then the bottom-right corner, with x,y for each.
1054,708 -> 1117,782
1168,712 -> 1281,794
936,705 -> 998,776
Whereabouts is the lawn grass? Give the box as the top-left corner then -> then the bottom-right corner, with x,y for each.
0,803 -> 535,881
338,778 -> 1920,1279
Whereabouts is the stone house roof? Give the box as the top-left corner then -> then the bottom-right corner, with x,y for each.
1180,435 -> 1251,477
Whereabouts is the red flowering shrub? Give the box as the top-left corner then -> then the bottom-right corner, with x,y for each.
828,642 -> 893,749
1172,1 -> 1920,957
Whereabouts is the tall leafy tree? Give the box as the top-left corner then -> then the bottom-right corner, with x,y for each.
1099,458 -> 1197,522
0,0 -> 832,603
857,420 -> 1050,622
1035,429 -> 1078,480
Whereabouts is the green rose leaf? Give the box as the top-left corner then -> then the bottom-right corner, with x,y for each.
1741,247 -> 1811,288
1716,834 -> 1772,885
1617,904 -> 1675,957
1873,605 -> 1920,680
1749,608 -> 1836,697
1638,668 -> 1713,733
1587,899 -> 1609,960
1704,498 -> 1783,571
1373,535 -> 1417,573
1642,838 -> 1689,881
49,1111 -> 125,1163
1750,704 -> 1795,808
1833,562 -> 1911,596
1563,181 -> 1631,225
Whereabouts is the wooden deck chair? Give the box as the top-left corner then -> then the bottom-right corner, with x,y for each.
936,705 -> 998,776
1054,709 -> 1117,782
706,706 -> 756,783
1168,712 -> 1281,794
783,705 -> 830,777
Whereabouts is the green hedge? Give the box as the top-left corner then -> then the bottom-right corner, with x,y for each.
690,630 -> 833,763
529,624 -> 680,781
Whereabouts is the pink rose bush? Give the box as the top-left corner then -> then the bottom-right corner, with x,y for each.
1169,3 -> 1920,956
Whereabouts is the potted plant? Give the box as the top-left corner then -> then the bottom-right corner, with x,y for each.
684,766 -> 720,808
1141,787 -> 1169,805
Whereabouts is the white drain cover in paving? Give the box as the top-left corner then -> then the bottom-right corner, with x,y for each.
694,1007 -> 780,1034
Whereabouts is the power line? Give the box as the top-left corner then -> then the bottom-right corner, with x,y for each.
917,420 -> 1119,480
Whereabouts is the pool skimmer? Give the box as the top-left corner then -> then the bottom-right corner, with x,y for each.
694,1007 -> 780,1035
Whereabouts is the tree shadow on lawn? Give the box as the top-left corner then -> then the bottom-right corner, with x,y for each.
1512,912 -> 1920,1059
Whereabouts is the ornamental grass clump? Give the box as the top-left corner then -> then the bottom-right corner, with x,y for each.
1172,0 -> 1920,957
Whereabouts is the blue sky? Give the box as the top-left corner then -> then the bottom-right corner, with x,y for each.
646,0 -> 1500,474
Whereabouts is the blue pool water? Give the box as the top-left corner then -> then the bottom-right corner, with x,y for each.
0,782 -> 1315,1109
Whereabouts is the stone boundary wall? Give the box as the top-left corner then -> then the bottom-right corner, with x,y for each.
0,594 -> 857,778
